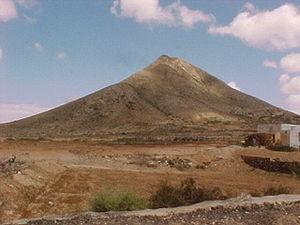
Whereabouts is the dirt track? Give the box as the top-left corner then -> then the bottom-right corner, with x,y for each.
1,140 -> 300,223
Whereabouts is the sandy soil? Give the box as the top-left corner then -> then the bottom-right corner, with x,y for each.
1,140 -> 300,223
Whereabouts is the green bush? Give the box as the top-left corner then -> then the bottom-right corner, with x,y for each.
150,178 -> 227,209
90,189 -> 147,212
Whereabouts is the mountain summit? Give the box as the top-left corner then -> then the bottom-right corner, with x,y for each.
1,55 -> 300,142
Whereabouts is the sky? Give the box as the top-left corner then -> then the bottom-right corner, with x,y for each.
1,0 -> 300,123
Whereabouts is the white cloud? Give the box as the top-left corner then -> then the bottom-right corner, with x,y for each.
111,0 -> 174,25
0,0 -> 18,22
174,3 -> 213,28
0,103 -> 49,123
16,0 -> 38,9
56,51 -> 66,60
227,81 -> 241,91
243,2 -> 256,13
279,74 -> 291,84
111,0 -> 214,28
278,75 -> 300,114
280,53 -> 300,73
209,3 -> 300,51
279,74 -> 300,95
0,0 -> 38,23
263,59 -> 277,69
33,42 -> 43,52
286,94 -> 300,114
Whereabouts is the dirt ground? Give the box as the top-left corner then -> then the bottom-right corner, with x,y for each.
7,195 -> 300,225
1,140 -> 300,223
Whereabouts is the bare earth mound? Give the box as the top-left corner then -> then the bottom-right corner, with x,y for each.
1,55 -> 299,142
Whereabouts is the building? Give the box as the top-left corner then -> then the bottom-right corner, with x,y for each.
257,124 -> 300,148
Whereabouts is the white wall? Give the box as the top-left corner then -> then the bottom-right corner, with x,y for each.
290,126 -> 300,147
257,124 -> 300,147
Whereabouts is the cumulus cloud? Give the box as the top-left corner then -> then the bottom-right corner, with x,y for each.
111,0 -> 214,28
0,0 -> 18,22
227,81 -> 241,91
279,74 -> 300,95
33,42 -> 43,52
209,3 -> 300,51
286,94 -> 300,114
0,103 -> 49,123
243,2 -> 256,13
279,74 -> 291,84
280,53 -> 300,73
56,51 -> 67,60
263,59 -> 277,69
278,74 -> 300,114
0,0 -> 39,23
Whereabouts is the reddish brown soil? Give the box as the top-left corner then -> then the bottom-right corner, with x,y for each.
1,140 -> 300,223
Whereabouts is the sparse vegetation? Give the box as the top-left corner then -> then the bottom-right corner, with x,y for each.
149,178 -> 226,209
3,56 -> 300,141
90,189 -> 147,212
289,164 -> 300,178
2,140 -> 300,223
267,145 -> 296,152
263,186 -> 291,196
90,179 -> 228,212
250,185 -> 292,197
5,137 -> 48,142
167,157 -> 192,171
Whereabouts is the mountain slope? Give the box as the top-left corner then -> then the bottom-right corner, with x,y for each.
1,55 -> 300,141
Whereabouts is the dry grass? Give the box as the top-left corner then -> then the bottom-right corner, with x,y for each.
150,178 -> 227,209
264,186 -> 291,196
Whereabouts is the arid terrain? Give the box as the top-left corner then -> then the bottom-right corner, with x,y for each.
3,0 -> 300,221
1,56 -> 300,224
1,140 -> 300,224
1,56 -> 300,141
7,195 -> 300,225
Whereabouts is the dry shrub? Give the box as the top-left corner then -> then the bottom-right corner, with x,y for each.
150,178 -> 227,209
267,145 -> 295,152
264,186 -> 290,196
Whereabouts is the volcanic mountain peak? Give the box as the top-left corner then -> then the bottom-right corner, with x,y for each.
153,54 -> 190,67
149,55 -> 206,77
1,55 -> 300,141
124,55 -> 213,90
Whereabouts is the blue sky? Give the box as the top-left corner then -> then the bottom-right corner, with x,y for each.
1,0 -> 300,123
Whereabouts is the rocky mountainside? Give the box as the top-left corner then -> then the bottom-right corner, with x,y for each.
1,55 -> 299,142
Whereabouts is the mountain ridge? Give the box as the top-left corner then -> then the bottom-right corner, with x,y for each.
1,55 -> 299,142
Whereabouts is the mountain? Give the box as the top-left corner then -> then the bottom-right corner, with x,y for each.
1,55 -> 300,142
